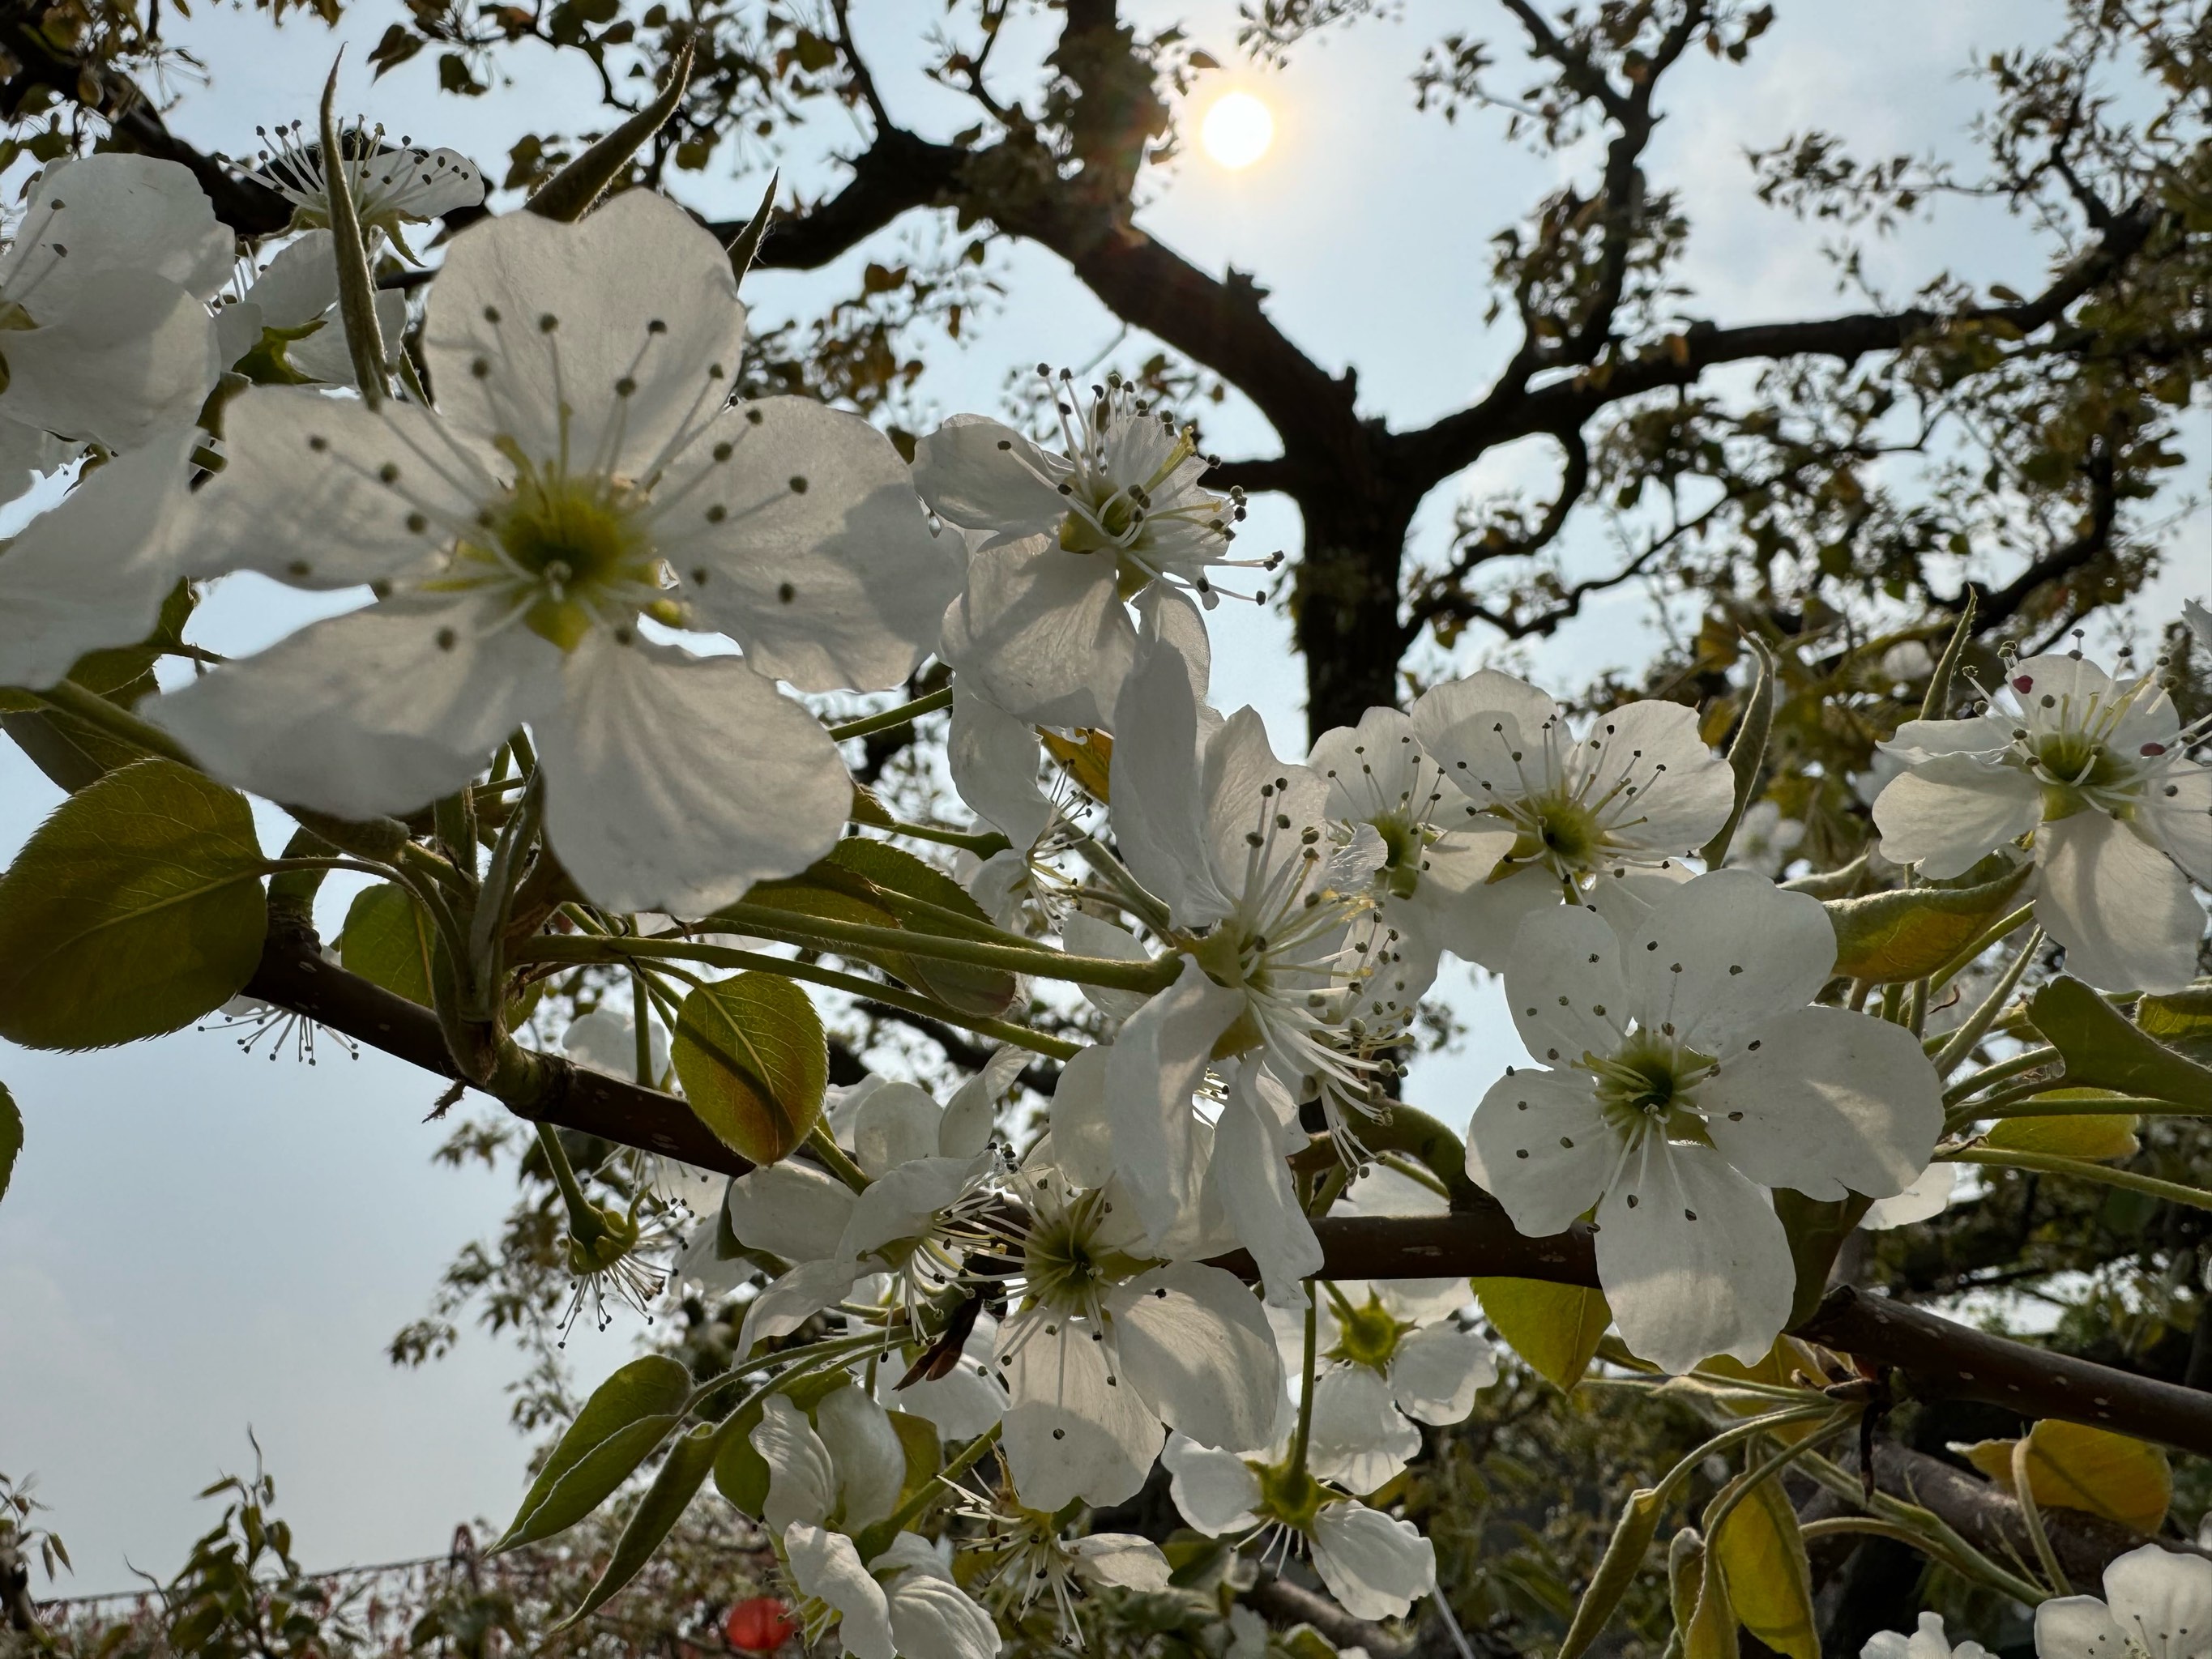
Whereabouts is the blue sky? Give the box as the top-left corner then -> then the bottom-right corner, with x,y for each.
4,0 -> 2205,1595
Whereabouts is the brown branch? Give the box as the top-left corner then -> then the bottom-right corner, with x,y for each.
244,919 -> 2212,1459
1949,435 -> 2120,632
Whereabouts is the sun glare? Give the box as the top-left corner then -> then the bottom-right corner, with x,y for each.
1200,91 -> 1275,170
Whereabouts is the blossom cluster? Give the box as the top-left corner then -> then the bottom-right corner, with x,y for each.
0,135 -> 2206,1656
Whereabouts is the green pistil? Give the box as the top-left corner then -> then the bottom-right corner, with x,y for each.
1327,1294 -> 1411,1372
1587,1034 -> 1715,1140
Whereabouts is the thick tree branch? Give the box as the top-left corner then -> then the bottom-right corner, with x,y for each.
246,919 -> 2212,1460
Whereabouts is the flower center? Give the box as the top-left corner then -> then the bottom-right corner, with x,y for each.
1021,1190 -> 1127,1318
1585,1033 -> 1716,1139
1370,812 -> 1426,901
1328,1295 -> 1408,1371
446,456 -> 668,651
2026,731 -> 2140,819
1256,1461 -> 1324,1533
1497,793 -> 1603,878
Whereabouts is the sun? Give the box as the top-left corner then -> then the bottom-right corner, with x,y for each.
1200,91 -> 1275,170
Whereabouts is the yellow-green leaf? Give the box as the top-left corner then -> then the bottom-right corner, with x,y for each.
2030,977 -> 2212,1110
2137,986 -> 2212,1065
1474,1277 -> 1611,1391
1681,1539 -> 1737,1659
1040,727 -> 1113,802
672,972 -> 827,1165
1984,1090 -> 2140,1161
0,758 -> 267,1049
1958,1420 -> 2171,1534
1712,1475 -> 1819,1659
1558,1486 -> 1665,1659
339,883 -> 437,1005
1825,863 -> 2031,983
499,1354 -> 691,1550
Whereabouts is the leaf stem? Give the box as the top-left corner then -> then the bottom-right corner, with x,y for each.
828,686 -> 955,741
1941,1145 -> 2212,1213
703,900 -> 1180,994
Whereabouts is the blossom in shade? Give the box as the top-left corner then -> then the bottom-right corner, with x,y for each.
1467,869 -> 1943,1373
1874,648 -> 2211,992
2033,1542 -> 2212,1659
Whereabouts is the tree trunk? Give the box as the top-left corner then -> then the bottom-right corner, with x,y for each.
1292,491 -> 1416,741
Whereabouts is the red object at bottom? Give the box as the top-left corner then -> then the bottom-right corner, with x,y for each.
724,1596 -> 797,1653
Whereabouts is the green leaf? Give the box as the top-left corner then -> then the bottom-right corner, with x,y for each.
557,1421 -> 719,1626
527,41 -> 694,222
1711,1476 -> 1818,1659
0,758 -> 267,1049
710,1394 -> 772,1516
850,1408 -> 947,1562
1557,1486 -> 1664,1659
2137,986 -> 2212,1065
339,884 -> 437,1005
499,1354 -> 691,1550
1825,863 -> 2031,983
1474,1277 -> 1611,1391
730,840 -> 1018,1017
1985,1090 -> 2140,1161
2030,977 -> 2212,1110
672,972 -> 828,1164
1697,633 -> 1775,868
0,1082 -> 19,1206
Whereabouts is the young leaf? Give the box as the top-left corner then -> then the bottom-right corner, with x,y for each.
1557,1486 -> 1664,1659
1710,1474 -> 1819,1659
1984,1091 -> 2140,1162
1825,862 -> 2031,983
1474,1277 -> 1611,1392
1697,635 -> 1776,868
339,883 -> 438,1006
0,758 -> 267,1049
0,1082 -> 19,1206
557,1421 -> 719,1625
2137,987 -> 2212,1065
2030,977 -> 2212,1110
673,972 -> 827,1164
1959,1420 -> 2171,1535
528,41 -> 694,223
498,1354 -> 692,1550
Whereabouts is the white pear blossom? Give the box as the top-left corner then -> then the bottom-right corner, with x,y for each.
2035,1542 -> 2212,1659
1100,623 -> 1386,1243
1874,648 -> 2212,992
1861,1162 -> 1960,1231
251,119 -> 485,260
1863,1612 -> 1992,1659
1162,1432 -> 1437,1622
1724,799 -> 1803,878
1466,868 -> 1944,1373
919,373 -> 1274,727
0,426 -> 197,689
962,1499 -> 1170,1648
784,1525 -> 1001,1659
1309,704 -> 1519,1017
1410,670 -> 1736,967
1292,1282 -> 1495,1494
149,189 -> 954,914
0,154 -> 228,451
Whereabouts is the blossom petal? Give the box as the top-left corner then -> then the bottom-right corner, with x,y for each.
2031,1595 -> 2134,1659
0,425 -> 193,689
884,1567 -> 1002,1659
1466,1065 -> 1618,1236
787,1525 -> 894,1659
1209,1067 -> 1323,1307
176,387 -> 493,589
997,1320 -> 1164,1511
1108,622 -> 1226,923
668,397 -> 954,692
750,1395 -> 837,1533
1879,714 -> 2013,763
1595,1137 -> 1793,1374
2142,765 -> 2212,887
425,190 -> 746,482
1060,912 -> 1155,1026
2098,1541 -> 2212,1656
880,1313 -> 1008,1439
1043,1043 -> 1117,1188
941,534 -> 1135,729
535,638 -> 850,915
737,1256 -> 860,1357
1105,960 -> 1243,1243
1699,1005 -> 1942,1201
818,1384 -> 906,1533
912,414 -> 1070,541
840,1157 -> 981,1262
2038,812 -> 2204,993
1411,668 -> 1564,805
1109,1261 -> 1283,1453
0,268 -> 219,450
948,683 -> 1053,847
1162,1434 -> 1263,1534
1439,864 -> 1565,972
1307,1363 -> 1420,1493
850,1081 -> 944,1179
149,595 -> 556,817
1070,1534 -> 1172,1592
1389,1324 -> 1497,1426
725,1161 -> 857,1263
1309,1501 -> 1436,1622
1874,756 -> 2042,880
3,155 -> 231,297
1312,706 -> 1424,823
1627,870 -> 1836,1054
1202,708 -> 1331,899
1860,1162 -> 1958,1230
1582,699 -> 1734,854
1504,902 -> 1629,1067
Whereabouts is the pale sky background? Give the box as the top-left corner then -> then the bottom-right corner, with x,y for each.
4,0 -> 2206,1597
